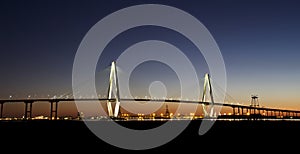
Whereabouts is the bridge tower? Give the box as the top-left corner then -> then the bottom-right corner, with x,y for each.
250,95 -> 259,107
201,73 -> 215,117
107,61 -> 121,118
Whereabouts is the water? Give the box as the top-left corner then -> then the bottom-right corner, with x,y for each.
0,119 -> 299,152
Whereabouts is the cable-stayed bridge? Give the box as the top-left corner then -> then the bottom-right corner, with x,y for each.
1,61 -> 299,120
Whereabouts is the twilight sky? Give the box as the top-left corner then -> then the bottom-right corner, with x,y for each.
1,0 -> 300,117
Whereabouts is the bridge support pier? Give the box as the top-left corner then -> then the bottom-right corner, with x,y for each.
241,107 -> 244,115
50,101 -> 59,120
24,101 -> 33,120
0,102 -> 3,118
232,107 -> 235,116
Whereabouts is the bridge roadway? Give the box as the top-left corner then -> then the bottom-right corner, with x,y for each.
0,98 -> 299,119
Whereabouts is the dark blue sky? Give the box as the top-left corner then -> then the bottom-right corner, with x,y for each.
1,0 -> 300,115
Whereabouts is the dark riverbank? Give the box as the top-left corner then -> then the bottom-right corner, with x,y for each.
0,119 -> 299,152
